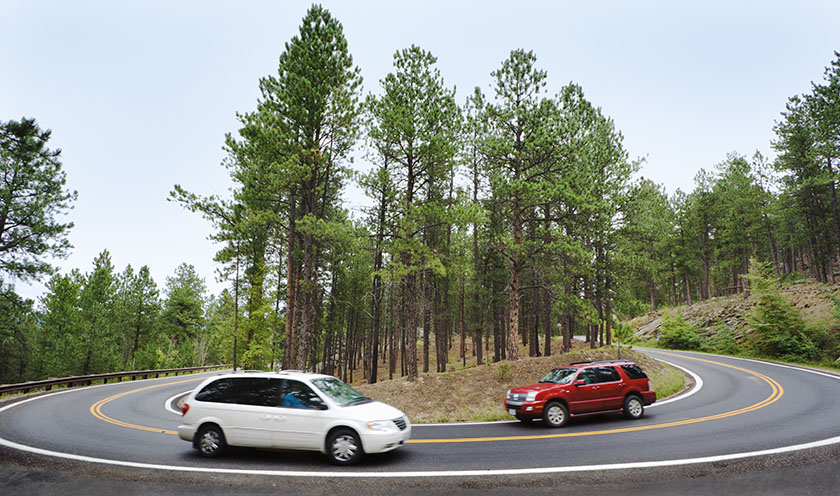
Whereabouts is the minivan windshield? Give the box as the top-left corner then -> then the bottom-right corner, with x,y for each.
539,368 -> 577,384
311,377 -> 371,406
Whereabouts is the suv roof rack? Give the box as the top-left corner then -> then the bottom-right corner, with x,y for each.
568,360 -> 630,366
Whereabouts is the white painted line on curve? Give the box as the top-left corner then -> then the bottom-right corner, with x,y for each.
2,354 -> 837,478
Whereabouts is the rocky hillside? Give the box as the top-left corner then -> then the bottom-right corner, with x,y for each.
629,280 -> 840,340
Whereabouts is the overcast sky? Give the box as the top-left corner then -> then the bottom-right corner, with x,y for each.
2,0 -> 839,301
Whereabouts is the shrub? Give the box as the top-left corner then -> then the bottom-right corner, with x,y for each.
707,322 -> 741,355
496,363 -> 513,383
658,310 -> 705,351
746,258 -> 818,362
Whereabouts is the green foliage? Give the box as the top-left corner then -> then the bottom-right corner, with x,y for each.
0,281 -> 36,383
657,310 -> 706,351
707,323 -> 741,355
161,263 -> 207,367
746,258 -> 818,362
613,321 -> 636,345
0,118 -> 77,280
496,363 -> 513,383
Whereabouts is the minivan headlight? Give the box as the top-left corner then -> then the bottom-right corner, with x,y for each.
366,420 -> 395,431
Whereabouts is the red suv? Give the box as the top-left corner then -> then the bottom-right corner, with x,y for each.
504,360 -> 656,427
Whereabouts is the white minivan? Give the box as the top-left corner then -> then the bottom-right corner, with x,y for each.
177,371 -> 411,464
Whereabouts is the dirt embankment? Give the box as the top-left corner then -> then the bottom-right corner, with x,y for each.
629,280 -> 840,340
355,346 -> 678,424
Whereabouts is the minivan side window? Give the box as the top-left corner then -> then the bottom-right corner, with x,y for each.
195,378 -> 282,407
279,379 -> 322,409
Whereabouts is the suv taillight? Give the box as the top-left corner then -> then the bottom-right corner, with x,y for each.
181,403 -> 190,416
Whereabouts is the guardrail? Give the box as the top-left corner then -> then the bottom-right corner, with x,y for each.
0,365 -> 231,395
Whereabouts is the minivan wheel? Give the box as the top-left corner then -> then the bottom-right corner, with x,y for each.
542,401 -> 568,427
327,429 -> 363,465
623,395 -> 644,419
196,425 -> 225,458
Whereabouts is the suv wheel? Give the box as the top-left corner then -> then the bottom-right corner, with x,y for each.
327,429 -> 363,465
623,395 -> 644,419
196,425 -> 225,458
542,401 -> 568,427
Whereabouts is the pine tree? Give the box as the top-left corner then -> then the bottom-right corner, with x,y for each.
0,118 -> 77,280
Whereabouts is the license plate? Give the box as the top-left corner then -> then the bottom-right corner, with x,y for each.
508,409 -> 516,415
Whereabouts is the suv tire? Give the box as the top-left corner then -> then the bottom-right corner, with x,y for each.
542,401 -> 569,428
623,395 -> 644,420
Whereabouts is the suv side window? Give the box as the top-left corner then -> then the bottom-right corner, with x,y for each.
279,379 -> 322,409
594,366 -> 621,383
577,369 -> 598,384
621,364 -> 648,380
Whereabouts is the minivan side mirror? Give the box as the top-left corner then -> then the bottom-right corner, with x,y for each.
311,397 -> 328,410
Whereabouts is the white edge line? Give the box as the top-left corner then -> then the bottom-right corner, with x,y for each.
1,356 -> 838,478
418,357 -> 703,426
647,359 -> 703,408
2,433 -> 839,478
165,391 -> 192,416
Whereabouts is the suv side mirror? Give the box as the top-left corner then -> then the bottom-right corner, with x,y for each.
575,379 -> 586,386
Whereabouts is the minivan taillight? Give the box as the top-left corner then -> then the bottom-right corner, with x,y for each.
181,403 -> 190,416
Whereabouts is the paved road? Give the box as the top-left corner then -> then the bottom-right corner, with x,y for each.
3,349 -> 840,494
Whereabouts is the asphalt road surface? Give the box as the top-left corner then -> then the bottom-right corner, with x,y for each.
2,349 -> 840,495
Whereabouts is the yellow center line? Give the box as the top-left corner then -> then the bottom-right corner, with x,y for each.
90,377 -> 204,436
89,354 -> 783,444
411,354 -> 783,443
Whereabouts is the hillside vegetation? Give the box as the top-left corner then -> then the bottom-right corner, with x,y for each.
355,344 -> 685,423
627,274 -> 840,365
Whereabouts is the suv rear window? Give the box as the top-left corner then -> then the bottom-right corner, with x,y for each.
621,364 -> 648,380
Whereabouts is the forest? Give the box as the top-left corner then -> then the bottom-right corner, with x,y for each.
2,5 -> 839,385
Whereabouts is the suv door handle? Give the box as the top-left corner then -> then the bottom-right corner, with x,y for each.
592,386 -> 600,390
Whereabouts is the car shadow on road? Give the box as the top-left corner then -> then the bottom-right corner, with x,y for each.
177,444 -> 412,469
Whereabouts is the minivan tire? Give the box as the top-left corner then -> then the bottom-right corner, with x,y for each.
327,429 -> 363,465
196,425 -> 226,458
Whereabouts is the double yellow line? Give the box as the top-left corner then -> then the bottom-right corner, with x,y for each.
411,354 -> 783,444
90,377 -> 203,436
88,355 -> 783,445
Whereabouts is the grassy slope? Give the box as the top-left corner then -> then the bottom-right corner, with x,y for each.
354,341 -> 686,424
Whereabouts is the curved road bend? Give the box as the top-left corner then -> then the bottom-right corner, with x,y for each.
2,349 -> 840,494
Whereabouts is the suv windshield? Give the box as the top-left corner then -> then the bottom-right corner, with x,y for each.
311,377 -> 371,406
539,368 -> 577,384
